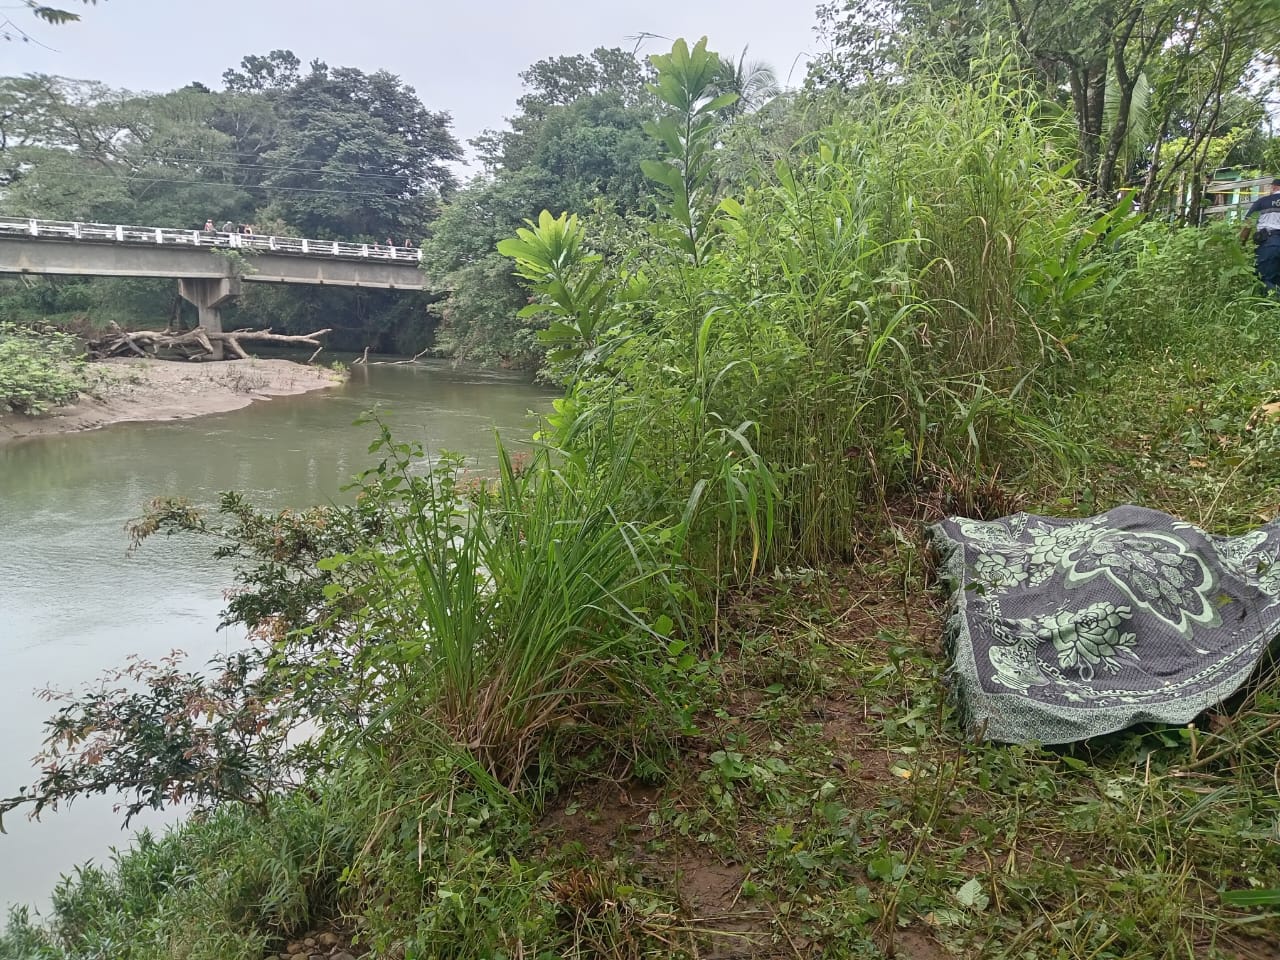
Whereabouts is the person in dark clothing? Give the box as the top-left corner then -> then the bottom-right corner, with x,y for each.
1241,179 -> 1280,292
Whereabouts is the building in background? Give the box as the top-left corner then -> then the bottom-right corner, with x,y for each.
1202,167 -> 1271,222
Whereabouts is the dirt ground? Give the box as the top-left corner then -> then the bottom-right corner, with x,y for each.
0,357 -> 344,443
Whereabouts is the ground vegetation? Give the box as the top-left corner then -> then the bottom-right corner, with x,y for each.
0,321 -> 84,413
5,27 -> 1280,960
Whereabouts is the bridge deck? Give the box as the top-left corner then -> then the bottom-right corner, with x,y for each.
0,217 -> 426,290
0,217 -> 423,264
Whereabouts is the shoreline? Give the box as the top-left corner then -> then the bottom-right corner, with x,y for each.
0,357 -> 345,443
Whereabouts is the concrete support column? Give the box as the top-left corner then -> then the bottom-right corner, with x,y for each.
178,276 -> 241,359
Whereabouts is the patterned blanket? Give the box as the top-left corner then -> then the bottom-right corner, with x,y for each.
929,505 -> 1280,744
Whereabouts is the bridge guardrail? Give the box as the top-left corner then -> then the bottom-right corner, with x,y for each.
0,217 -> 424,264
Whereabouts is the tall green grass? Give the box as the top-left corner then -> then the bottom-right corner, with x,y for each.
332,423 -> 691,789
130,416 -> 703,803
0,789 -> 359,960
530,64 -> 1096,565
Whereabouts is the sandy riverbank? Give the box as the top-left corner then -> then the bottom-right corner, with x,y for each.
0,357 -> 345,442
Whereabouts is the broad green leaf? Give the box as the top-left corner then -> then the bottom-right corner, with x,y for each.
1221,888 -> 1280,907
955,878 -> 989,911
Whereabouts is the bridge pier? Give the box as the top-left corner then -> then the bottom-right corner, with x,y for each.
178,276 -> 241,359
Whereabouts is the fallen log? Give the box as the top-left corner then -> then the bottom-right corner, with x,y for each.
370,346 -> 432,365
352,344 -> 437,365
91,326 -> 332,363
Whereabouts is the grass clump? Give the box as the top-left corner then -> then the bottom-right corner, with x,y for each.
521,56 -> 1098,575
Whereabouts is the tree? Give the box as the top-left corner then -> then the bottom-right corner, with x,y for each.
221,49 -> 302,93
0,55 -> 460,349
1002,0 -> 1184,198
0,76 -> 243,225
713,47 -> 782,118
475,47 -> 653,172
1134,2 -> 1278,215
427,49 -> 661,368
808,0 -> 1280,200
808,0 -> 997,89
516,46 -> 653,115
258,60 -> 460,238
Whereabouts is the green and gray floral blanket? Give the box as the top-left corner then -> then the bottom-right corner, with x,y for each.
930,505 -> 1280,744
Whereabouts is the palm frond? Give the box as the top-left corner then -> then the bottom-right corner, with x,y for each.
1103,70 -> 1154,181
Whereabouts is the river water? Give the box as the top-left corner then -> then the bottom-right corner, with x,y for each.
0,361 -> 552,914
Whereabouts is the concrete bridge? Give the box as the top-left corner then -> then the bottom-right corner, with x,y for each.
0,217 -> 427,357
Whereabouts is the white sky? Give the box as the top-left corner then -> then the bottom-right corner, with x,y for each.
1,0 -> 824,170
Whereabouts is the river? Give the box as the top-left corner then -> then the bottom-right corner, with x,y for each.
0,361 -> 552,914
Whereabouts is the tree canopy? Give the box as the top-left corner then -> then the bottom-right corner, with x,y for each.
423,47 -> 663,366
0,51 -> 461,351
808,0 -> 1280,200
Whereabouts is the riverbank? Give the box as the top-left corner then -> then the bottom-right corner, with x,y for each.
0,358 -> 345,442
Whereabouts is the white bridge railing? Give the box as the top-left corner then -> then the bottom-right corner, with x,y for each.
0,216 -> 424,263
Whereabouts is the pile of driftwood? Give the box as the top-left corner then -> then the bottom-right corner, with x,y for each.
90,323 -> 333,363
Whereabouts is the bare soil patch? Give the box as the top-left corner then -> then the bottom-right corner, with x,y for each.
0,357 -> 344,442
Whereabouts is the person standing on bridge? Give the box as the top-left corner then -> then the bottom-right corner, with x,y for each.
221,220 -> 235,233
203,218 -> 215,232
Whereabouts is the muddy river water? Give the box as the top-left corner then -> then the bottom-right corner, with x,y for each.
0,361 -> 552,911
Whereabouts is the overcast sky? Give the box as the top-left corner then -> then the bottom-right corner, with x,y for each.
2,0 -> 824,171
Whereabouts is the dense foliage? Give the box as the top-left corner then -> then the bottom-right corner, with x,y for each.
809,0 -> 1280,206
0,322 -> 84,413
0,54 -> 459,352
420,47 -> 662,367
6,23 -> 1280,960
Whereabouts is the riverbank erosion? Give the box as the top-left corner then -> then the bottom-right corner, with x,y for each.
0,357 -> 345,442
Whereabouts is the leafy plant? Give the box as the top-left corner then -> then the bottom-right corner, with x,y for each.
0,650 -> 299,829
498,210 -> 615,365
0,322 -> 86,413
641,37 -> 739,268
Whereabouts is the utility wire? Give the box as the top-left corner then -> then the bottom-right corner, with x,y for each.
8,150 -> 441,184
129,145 -> 454,178
0,15 -> 57,50
136,155 -> 420,183
52,170 -> 424,199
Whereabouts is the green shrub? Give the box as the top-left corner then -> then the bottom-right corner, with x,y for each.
318,420 -> 695,790
0,906 -> 59,960
508,53 -> 1097,565
2,789 -> 360,960
0,323 -> 86,414
1086,218 -> 1265,357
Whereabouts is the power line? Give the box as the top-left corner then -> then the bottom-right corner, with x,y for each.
135,155 -> 421,183
104,144 -> 371,163
8,150 -> 445,185
44,170 -> 424,199
0,16 -> 57,51
128,143 -> 457,178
